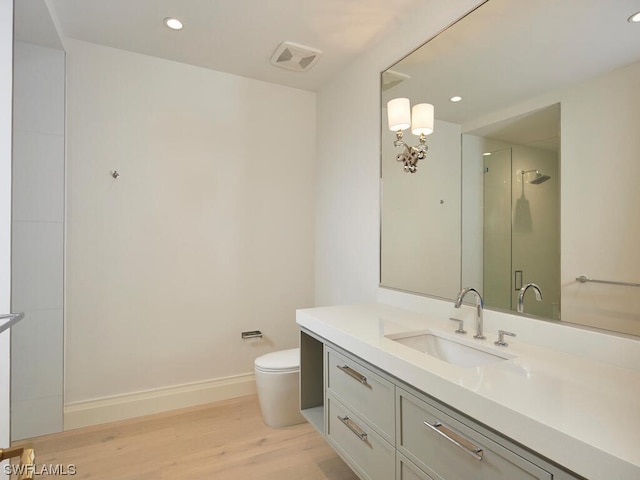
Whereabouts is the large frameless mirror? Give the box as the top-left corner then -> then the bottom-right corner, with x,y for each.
380,0 -> 640,336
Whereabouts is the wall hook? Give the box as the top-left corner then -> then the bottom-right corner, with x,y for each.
111,170 -> 120,179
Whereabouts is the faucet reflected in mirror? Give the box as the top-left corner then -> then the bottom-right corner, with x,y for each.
517,283 -> 543,314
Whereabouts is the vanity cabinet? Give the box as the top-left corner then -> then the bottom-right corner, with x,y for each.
300,329 -> 582,480
397,388 -> 551,480
326,347 -> 395,443
327,393 -> 395,480
325,346 -> 395,479
397,453 -> 435,480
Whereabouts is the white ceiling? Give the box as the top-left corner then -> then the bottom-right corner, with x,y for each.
377,0 -> 640,150
17,0 -> 640,115
383,0 -> 640,129
31,0 -> 427,92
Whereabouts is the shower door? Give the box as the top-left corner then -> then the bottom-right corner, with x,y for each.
483,146 -> 560,319
483,148 -> 512,312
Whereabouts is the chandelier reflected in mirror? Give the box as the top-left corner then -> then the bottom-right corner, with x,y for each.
387,98 -> 434,173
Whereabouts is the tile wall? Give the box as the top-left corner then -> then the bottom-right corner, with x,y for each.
11,41 -> 65,439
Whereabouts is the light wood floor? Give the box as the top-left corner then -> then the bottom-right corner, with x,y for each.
12,395 -> 358,479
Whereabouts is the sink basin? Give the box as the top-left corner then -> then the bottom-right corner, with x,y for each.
386,331 -> 514,368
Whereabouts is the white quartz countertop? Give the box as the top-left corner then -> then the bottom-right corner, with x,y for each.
296,303 -> 640,480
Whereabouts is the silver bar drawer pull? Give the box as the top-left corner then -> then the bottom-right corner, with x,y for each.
337,364 -> 368,385
424,421 -> 484,461
338,415 -> 368,441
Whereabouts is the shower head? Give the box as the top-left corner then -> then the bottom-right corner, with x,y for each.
522,169 -> 551,185
530,171 -> 551,184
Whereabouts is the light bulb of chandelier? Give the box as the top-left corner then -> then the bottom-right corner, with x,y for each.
411,103 -> 434,136
387,98 -> 411,131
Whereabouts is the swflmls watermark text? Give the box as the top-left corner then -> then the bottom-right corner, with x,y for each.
4,463 -> 77,476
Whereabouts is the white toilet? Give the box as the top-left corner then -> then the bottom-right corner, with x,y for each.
254,348 -> 306,428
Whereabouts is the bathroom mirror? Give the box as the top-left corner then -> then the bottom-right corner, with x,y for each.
380,0 -> 640,335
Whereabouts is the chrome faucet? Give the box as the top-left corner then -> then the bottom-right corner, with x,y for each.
454,287 -> 485,340
517,283 -> 543,313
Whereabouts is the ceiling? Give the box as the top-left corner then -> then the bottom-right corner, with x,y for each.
18,0 -> 428,92
382,0 -> 640,132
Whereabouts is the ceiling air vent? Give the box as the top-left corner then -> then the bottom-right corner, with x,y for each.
270,41 -> 322,72
382,70 -> 410,91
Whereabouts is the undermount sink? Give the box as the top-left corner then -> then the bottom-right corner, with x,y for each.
386,330 -> 514,368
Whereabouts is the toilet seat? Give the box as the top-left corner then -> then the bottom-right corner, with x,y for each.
255,348 -> 299,374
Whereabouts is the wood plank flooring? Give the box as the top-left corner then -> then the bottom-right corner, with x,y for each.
11,395 -> 358,479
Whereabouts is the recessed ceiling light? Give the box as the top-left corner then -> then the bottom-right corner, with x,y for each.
483,152 -> 492,156
449,96 -> 463,102
164,17 -> 184,30
628,11 -> 640,23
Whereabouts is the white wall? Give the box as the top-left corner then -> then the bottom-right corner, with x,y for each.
315,0 -> 485,306
0,0 -> 13,455
561,61 -> 640,335
381,119 -> 461,299
65,40 -> 316,411
460,134 -> 485,291
11,41 -> 65,440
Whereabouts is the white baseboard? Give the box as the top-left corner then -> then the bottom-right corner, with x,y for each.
64,373 -> 256,430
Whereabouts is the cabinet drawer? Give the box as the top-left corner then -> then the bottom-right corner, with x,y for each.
326,347 -> 395,441
327,393 -> 395,480
397,389 -> 552,480
398,453 -> 435,480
